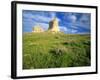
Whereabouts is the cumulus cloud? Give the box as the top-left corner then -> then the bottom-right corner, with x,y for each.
71,29 -> 78,33
23,10 -> 90,34
23,12 -> 51,23
59,26 -> 68,32
68,15 -> 77,23
50,12 -> 56,19
75,14 -> 90,29
36,22 -> 49,31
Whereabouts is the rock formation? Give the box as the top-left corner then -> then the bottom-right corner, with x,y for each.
32,25 -> 44,32
32,17 -> 60,33
48,17 -> 60,32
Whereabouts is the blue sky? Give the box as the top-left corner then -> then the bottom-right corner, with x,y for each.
22,10 -> 91,34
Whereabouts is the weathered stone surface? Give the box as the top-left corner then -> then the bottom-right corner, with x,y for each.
32,25 -> 44,32
32,17 -> 60,33
48,18 -> 60,32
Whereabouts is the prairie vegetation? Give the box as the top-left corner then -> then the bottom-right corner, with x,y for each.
23,32 -> 91,69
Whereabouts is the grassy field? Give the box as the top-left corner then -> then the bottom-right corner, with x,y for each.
23,32 -> 91,69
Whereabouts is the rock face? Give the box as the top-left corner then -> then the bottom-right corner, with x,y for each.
48,18 -> 60,32
32,25 -> 44,32
32,17 -> 60,33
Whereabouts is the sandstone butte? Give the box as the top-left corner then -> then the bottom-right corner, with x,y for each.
32,17 -> 60,33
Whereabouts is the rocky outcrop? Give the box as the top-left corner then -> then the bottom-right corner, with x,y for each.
32,17 -> 60,33
48,18 -> 60,32
32,25 -> 44,32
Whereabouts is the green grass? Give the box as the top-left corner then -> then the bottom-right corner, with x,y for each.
23,32 -> 91,69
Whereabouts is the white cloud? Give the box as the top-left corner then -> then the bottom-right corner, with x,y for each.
36,22 -> 49,31
69,15 -> 77,23
79,14 -> 90,22
74,21 -> 90,29
33,15 -> 51,23
70,25 -> 78,29
50,12 -> 56,19
75,14 -> 90,29
59,26 -> 78,34
59,26 -> 68,32
23,11 -> 61,24
71,29 -> 78,33
23,12 -> 33,19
